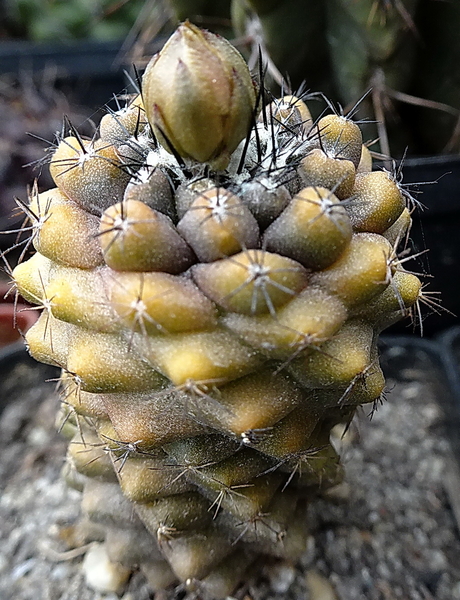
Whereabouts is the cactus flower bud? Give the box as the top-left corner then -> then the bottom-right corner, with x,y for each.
142,21 -> 256,169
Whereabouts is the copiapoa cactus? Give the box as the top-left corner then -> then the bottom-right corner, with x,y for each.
9,20 -> 428,599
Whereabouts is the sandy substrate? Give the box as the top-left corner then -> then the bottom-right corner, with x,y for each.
1,342 -> 459,600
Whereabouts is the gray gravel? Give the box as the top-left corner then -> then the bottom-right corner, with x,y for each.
1,343 -> 459,600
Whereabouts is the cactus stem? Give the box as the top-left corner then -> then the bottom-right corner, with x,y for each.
99,434 -> 147,473
337,359 -> 380,408
273,331 -> 335,376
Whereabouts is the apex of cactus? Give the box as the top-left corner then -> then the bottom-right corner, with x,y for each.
142,21 -> 257,169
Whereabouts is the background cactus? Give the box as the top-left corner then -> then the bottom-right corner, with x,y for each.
152,0 -> 460,156
10,21 -> 424,598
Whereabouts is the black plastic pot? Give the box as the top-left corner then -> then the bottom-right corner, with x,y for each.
0,37 -> 168,108
384,156 -> 460,337
380,334 -> 460,459
0,39 -> 127,110
436,327 -> 460,456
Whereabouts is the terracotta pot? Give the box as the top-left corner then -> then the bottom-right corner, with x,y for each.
0,283 -> 39,348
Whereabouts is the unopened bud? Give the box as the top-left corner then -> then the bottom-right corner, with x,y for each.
142,21 -> 256,170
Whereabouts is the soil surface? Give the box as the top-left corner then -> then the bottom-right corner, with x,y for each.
1,340 -> 460,600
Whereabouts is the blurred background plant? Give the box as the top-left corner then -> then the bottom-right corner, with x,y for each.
2,0 -> 147,42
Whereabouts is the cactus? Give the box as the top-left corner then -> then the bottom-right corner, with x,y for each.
10,21 -> 424,598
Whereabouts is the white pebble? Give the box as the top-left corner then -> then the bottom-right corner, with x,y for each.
268,563 -> 296,593
11,558 -> 36,580
305,569 -> 338,600
82,543 -> 130,594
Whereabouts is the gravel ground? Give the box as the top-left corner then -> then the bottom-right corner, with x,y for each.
1,341 -> 460,600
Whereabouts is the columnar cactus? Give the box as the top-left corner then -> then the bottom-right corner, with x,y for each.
11,21 -> 423,598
